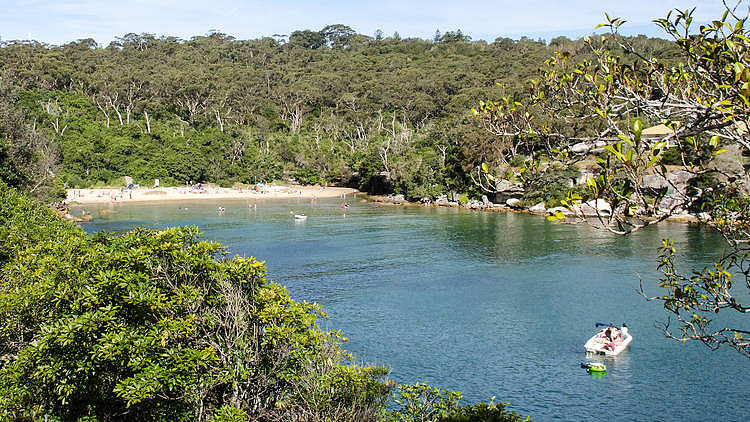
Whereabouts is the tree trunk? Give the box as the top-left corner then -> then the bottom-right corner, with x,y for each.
215,109 -> 224,132
111,103 -> 123,125
95,100 -> 110,128
144,111 -> 151,134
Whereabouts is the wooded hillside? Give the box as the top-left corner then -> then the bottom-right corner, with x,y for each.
0,27 -> 677,201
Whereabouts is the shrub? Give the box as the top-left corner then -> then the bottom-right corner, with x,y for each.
387,383 -> 531,422
520,163 -> 578,207
0,185 -> 391,420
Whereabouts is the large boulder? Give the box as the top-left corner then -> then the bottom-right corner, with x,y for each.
528,202 -> 547,213
658,193 -> 687,213
579,199 -> 612,216
494,180 -> 525,203
641,174 -> 668,190
668,170 -> 693,186
642,170 -> 695,192
706,143 -> 744,177
571,142 -> 592,153
506,198 -> 522,208
387,194 -> 405,203
435,195 -> 449,206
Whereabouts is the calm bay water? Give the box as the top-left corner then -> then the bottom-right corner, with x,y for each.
78,197 -> 749,421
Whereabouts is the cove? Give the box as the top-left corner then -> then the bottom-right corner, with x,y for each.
78,197 -> 750,421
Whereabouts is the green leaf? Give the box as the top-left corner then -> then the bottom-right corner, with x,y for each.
547,210 -> 566,221
632,119 -> 642,141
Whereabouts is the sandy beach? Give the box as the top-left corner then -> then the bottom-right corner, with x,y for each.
66,184 -> 359,204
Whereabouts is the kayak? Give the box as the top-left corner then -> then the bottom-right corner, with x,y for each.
584,323 -> 632,356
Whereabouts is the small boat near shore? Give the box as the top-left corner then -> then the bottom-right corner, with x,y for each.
293,214 -> 307,220
584,323 -> 632,356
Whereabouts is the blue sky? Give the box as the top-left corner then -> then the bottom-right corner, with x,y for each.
0,0 -> 734,46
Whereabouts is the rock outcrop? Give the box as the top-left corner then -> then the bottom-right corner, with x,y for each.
528,202 -> 547,214
506,198 -> 522,208
493,180 -> 524,203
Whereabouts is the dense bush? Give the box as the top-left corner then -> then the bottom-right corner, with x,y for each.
0,184 -> 391,420
387,383 -> 530,422
519,163 -> 579,207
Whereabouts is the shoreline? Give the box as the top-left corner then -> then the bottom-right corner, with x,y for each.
67,186 -> 703,227
67,185 -> 358,205
369,195 -> 705,225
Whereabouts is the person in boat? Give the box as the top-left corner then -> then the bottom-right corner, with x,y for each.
603,327 -> 619,350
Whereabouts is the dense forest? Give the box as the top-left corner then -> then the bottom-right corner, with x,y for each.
0,26 -> 677,202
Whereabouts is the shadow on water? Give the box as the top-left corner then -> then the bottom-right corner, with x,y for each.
77,199 -> 748,421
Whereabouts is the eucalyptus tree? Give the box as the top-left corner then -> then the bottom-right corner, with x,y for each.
288,29 -> 326,49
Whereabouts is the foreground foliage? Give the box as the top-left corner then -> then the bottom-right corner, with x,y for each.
0,184 -> 390,420
0,184 -> 528,420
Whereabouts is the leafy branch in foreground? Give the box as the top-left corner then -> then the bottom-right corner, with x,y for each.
477,2 -> 750,356
640,239 -> 750,357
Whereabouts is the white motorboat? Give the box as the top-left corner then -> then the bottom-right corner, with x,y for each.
293,214 -> 307,220
584,323 -> 632,356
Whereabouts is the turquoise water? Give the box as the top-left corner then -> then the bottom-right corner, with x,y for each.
78,197 -> 749,421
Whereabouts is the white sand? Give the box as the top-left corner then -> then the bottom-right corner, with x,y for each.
67,184 -> 358,204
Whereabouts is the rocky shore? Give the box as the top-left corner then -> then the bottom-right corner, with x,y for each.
370,190 -> 706,225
